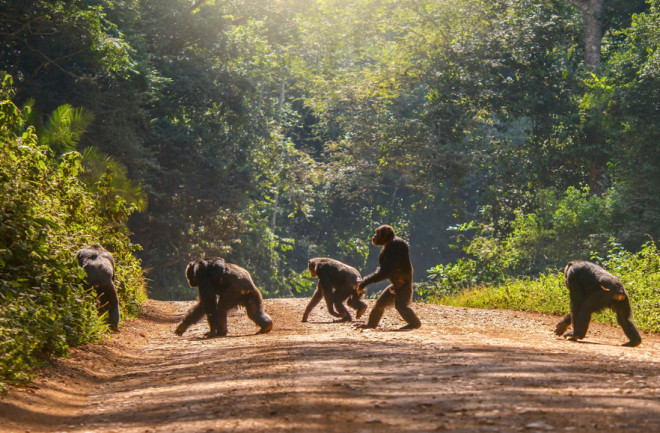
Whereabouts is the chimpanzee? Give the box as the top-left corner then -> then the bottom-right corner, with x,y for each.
555,260 -> 641,347
358,225 -> 421,330
174,257 -> 273,337
76,245 -> 120,332
302,257 -> 367,322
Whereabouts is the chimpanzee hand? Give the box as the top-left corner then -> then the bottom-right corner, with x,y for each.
555,322 -> 569,336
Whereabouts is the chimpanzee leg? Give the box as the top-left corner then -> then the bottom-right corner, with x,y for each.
555,314 -> 572,336
213,304 -> 229,337
175,302 -> 205,336
199,286 -> 219,336
245,296 -> 273,334
319,277 -> 342,318
570,291 -> 612,340
614,299 -> 642,347
347,294 -> 368,319
332,293 -> 351,322
97,283 -> 120,332
364,286 -> 396,328
394,282 -> 421,330
302,285 -> 324,322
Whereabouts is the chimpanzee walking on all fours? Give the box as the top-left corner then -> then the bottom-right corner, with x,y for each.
76,245 -> 120,332
555,260 -> 641,347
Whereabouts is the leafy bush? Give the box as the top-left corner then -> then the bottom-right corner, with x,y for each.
0,76 -> 146,392
422,185 -> 628,298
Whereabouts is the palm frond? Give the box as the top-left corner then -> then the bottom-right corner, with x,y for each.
81,146 -> 148,212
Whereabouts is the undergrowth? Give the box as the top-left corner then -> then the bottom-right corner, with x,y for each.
0,76 -> 146,392
433,241 -> 660,334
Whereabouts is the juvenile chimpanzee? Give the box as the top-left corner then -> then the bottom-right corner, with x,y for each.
555,260 -> 641,347
174,257 -> 273,337
76,245 -> 120,332
302,257 -> 367,322
358,225 -> 421,330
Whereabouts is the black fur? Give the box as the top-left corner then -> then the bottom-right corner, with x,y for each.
303,257 -> 367,322
76,245 -> 120,332
358,225 -> 421,330
175,258 -> 272,337
555,260 -> 641,347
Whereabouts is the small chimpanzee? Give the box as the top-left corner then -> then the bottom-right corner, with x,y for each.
358,225 -> 421,330
302,257 -> 367,322
175,257 -> 273,337
555,260 -> 641,347
76,245 -> 120,332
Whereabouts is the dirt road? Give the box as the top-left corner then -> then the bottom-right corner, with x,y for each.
2,299 -> 660,433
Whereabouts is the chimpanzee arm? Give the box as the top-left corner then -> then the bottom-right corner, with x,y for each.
319,277 -> 342,317
198,283 -> 218,335
360,248 -> 398,287
614,299 -> 642,347
302,284 -> 324,322
360,266 -> 389,287
555,314 -> 571,336
175,302 -> 205,336
360,243 -> 405,288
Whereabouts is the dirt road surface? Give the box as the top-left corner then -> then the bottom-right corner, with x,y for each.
2,299 -> 660,433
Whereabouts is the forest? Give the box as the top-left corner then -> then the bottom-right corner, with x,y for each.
1,0 -> 660,388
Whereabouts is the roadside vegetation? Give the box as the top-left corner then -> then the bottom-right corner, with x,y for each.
428,241 -> 660,333
0,78 -> 146,392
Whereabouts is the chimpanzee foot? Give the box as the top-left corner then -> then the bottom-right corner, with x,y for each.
256,322 -> 273,334
622,339 -> 641,347
398,323 -> 421,331
356,305 -> 368,319
334,315 -> 352,323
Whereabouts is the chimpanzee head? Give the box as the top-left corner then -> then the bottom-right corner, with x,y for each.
186,258 -> 226,288
372,225 -> 395,246
600,284 -> 627,301
308,259 -> 319,278
186,261 -> 200,287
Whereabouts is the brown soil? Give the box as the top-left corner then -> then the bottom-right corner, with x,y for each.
1,299 -> 659,433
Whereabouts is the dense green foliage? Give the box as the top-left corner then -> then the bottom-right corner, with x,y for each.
0,77 -> 145,391
436,241 -> 660,334
1,0 -> 659,379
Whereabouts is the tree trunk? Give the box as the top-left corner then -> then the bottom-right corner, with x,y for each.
571,0 -> 604,68
571,0 -> 606,193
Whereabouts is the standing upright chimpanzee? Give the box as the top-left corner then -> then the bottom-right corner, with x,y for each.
555,260 -> 641,347
302,257 -> 367,322
76,245 -> 120,332
358,225 -> 421,330
175,257 -> 272,337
